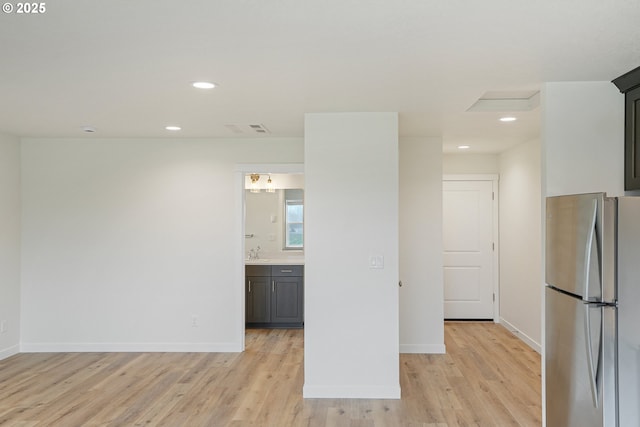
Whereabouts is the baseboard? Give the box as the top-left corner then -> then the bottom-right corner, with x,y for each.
303,384 -> 401,399
0,344 -> 20,361
400,343 -> 446,354
20,341 -> 243,353
499,318 -> 542,354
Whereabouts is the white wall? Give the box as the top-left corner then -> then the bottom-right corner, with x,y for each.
245,190 -> 285,256
0,133 -> 21,360
304,113 -> 400,398
443,153 -> 499,175
399,137 -> 444,353
20,137 -> 303,351
543,82 -> 624,197
499,138 -> 542,352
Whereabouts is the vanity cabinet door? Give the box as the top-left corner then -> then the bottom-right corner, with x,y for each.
271,276 -> 304,324
246,276 -> 271,323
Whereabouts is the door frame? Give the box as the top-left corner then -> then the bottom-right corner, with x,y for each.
234,163 -> 304,351
443,174 -> 500,322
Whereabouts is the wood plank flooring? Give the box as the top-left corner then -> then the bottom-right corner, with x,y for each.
0,322 -> 541,426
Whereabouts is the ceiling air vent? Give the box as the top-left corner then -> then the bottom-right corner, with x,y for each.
248,124 -> 269,133
224,123 -> 271,135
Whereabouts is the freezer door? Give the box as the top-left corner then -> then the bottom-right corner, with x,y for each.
546,193 -> 605,300
546,287 -> 614,427
617,197 -> 640,426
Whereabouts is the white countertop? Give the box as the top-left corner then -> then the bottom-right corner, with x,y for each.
245,258 -> 305,265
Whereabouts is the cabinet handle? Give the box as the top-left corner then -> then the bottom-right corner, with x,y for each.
248,280 -> 251,293
272,281 -> 275,292
280,269 -> 293,273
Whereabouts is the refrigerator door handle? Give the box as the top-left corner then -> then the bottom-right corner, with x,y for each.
583,199 -> 598,300
583,303 -> 600,408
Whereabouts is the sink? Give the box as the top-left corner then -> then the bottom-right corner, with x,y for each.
245,258 -> 305,265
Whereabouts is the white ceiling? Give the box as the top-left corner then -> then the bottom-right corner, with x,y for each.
1,0 -> 639,153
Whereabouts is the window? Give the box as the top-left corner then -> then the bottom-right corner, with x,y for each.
284,190 -> 303,249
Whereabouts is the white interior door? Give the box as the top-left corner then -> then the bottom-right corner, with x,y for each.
443,179 -> 495,319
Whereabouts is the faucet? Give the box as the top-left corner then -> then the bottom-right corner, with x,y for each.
248,246 -> 261,260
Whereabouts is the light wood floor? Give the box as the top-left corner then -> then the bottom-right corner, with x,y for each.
0,322 -> 541,426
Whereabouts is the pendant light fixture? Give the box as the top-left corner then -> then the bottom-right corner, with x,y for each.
250,173 -> 261,193
266,175 -> 275,193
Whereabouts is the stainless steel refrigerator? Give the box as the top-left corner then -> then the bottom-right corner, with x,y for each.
546,193 -> 640,427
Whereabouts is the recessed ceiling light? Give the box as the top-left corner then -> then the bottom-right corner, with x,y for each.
499,117 -> 517,122
81,125 -> 96,133
458,145 -> 470,150
192,81 -> 216,89
165,126 -> 181,131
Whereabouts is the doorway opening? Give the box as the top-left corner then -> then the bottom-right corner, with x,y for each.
235,164 -> 304,351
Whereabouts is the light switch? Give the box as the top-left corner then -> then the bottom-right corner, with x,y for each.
369,255 -> 384,269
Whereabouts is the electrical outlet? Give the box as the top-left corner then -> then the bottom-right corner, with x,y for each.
0,320 -> 6,334
191,315 -> 198,328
